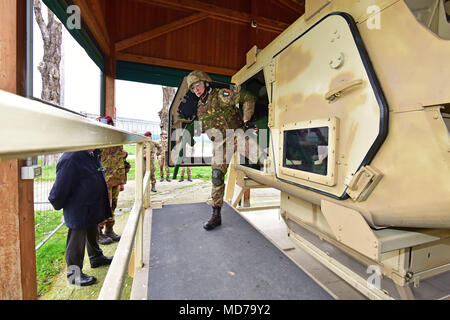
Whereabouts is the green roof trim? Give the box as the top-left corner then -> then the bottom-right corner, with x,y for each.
116,61 -> 231,87
42,0 -> 105,71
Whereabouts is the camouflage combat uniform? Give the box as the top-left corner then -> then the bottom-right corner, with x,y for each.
143,140 -> 162,184
180,167 -> 191,179
197,86 -> 255,208
99,146 -> 127,228
158,135 -> 171,179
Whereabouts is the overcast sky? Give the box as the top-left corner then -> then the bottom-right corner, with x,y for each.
33,6 -> 167,122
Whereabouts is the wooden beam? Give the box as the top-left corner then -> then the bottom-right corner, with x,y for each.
139,0 -> 290,33
104,0 -> 116,118
116,52 -> 238,76
249,0 -> 258,48
72,0 -> 110,55
273,0 -> 304,15
211,15 -> 281,34
0,0 -> 37,300
116,12 -> 208,52
89,0 -> 109,36
104,53 -> 116,118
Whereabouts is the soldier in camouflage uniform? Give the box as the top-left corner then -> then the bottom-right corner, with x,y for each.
158,130 -> 171,182
144,131 -> 162,192
179,166 -> 192,182
179,143 -> 193,182
97,116 -> 127,245
187,70 -> 255,230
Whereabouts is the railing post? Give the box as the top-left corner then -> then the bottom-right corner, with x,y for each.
134,142 -> 144,270
144,141 -> 151,208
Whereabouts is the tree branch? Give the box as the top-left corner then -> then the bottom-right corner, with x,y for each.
33,0 -> 49,45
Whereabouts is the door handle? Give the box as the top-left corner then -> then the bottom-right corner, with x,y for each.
325,79 -> 364,102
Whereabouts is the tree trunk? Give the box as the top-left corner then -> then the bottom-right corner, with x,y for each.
159,86 -> 176,133
34,0 -> 62,105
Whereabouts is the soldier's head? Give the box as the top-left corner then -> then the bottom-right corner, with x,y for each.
187,70 -> 211,98
99,115 -> 114,126
144,131 -> 152,138
98,115 -> 114,126
161,130 -> 167,138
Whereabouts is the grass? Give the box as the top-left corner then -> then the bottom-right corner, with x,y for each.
34,144 -> 214,183
35,164 -> 57,182
35,210 -> 133,300
126,158 -> 213,181
35,210 -> 67,296
123,144 -> 136,156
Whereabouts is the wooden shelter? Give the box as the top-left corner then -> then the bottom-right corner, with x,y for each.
0,0 -> 305,300
47,0 -> 304,115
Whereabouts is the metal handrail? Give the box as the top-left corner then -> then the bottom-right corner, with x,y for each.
35,221 -> 65,252
0,89 -> 148,161
0,89 -> 152,300
98,142 -> 151,300
98,172 -> 150,300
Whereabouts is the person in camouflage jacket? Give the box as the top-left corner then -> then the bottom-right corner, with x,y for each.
158,130 -> 171,182
144,131 -> 162,192
97,116 -> 128,245
187,70 -> 255,231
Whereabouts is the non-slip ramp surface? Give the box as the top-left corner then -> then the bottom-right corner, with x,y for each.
148,202 -> 333,300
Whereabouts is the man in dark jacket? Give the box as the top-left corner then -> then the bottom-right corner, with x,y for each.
49,149 -> 114,286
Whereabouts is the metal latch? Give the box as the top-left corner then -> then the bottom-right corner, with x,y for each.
325,79 -> 364,102
345,165 -> 383,201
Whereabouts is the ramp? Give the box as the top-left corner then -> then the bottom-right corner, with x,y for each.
148,202 -> 333,300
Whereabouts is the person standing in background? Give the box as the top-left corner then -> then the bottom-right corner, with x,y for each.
97,116 -> 126,245
144,131 -> 162,192
158,130 -> 171,182
178,166 -> 192,182
48,149 -> 113,286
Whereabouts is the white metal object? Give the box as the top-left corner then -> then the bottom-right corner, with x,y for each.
21,165 -> 42,180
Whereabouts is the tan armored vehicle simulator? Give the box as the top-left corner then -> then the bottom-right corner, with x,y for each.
169,0 -> 450,299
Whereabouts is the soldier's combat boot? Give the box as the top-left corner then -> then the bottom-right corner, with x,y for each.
160,176 -> 164,182
203,206 -> 222,231
187,175 -> 193,182
151,183 -> 157,192
104,224 -> 121,242
178,176 -> 184,182
98,226 -> 113,245
166,176 -> 171,182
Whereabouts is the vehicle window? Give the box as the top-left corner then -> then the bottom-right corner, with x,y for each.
283,127 -> 329,176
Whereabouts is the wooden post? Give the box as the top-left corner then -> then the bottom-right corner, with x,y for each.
0,0 -> 37,300
104,53 -> 116,118
243,189 -> 251,207
104,1 -> 116,119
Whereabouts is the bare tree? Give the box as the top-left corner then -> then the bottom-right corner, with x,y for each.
159,86 -> 176,133
34,0 -> 63,165
34,0 -> 62,105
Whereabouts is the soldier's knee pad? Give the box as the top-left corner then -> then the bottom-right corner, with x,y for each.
211,169 -> 224,186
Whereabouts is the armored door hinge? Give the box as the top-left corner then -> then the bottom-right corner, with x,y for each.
268,103 -> 275,128
265,61 -> 276,84
345,165 -> 383,201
